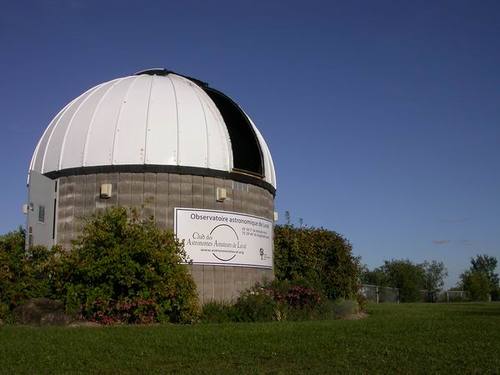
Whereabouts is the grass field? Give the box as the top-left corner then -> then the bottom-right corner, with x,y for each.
0,303 -> 499,374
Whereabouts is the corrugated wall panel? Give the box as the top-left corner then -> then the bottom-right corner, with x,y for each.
167,174 -> 180,229
117,173 -> 132,207
155,173 -> 168,229
180,175 -> 193,208
73,175 -> 86,234
192,176 -> 204,208
202,177 -> 215,210
83,174 -> 96,218
129,174 -> 144,212
54,172 -> 274,300
143,173 -> 157,220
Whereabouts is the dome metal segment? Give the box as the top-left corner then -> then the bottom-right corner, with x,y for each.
29,70 -> 277,191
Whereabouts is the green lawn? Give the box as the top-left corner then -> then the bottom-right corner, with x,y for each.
1,303 -> 499,374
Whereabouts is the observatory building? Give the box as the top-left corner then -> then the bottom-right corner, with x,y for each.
26,68 -> 277,302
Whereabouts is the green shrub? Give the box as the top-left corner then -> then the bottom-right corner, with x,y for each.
233,287 -> 277,322
0,302 -> 10,322
0,209 -> 199,324
274,225 -> 360,300
266,279 -> 330,320
52,207 -> 200,323
200,301 -> 236,323
0,228 -> 28,314
200,280 -> 338,323
0,229 -> 53,319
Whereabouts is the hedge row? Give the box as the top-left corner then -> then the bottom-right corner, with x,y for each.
0,208 -> 361,324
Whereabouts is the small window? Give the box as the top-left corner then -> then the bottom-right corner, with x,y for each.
38,205 -> 45,223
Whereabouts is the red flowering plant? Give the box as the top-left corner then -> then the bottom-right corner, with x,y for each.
231,279 -> 330,322
86,297 -> 159,325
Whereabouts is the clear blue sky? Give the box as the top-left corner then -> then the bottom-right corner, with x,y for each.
1,0 -> 499,287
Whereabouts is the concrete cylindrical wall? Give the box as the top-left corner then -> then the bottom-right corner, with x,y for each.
55,172 -> 274,303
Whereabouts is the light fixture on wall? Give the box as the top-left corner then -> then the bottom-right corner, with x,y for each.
100,184 -> 112,199
216,187 -> 227,202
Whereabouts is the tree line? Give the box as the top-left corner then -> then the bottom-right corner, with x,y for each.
361,255 -> 499,302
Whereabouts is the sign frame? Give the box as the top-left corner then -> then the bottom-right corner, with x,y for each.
174,207 -> 274,269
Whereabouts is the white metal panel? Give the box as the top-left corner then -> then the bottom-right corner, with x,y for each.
31,110 -> 64,174
83,77 -> 134,166
191,83 -> 232,171
171,75 -> 208,168
28,141 -> 41,184
42,86 -> 102,173
59,83 -> 110,170
145,75 -> 179,165
31,98 -> 78,174
246,114 -> 277,188
112,75 -> 151,165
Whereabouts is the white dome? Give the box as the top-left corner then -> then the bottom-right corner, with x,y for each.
29,70 -> 276,190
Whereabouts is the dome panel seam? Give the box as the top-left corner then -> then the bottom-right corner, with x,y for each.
111,76 -> 138,165
143,75 -> 155,164
82,78 -> 124,166
40,96 -> 80,173
166,75 -> 180,166
58,82 -> 107,170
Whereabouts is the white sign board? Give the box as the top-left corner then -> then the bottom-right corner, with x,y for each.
174,208 -> 273,268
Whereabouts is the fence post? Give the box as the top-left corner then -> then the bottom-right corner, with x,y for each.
376,286 -> 379,304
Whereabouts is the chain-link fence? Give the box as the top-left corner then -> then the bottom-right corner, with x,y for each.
436,290 -> 470,302
361,284 -> 470,303
360,284 -> 400,303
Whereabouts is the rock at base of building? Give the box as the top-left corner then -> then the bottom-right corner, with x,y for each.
13,298 -> 73,326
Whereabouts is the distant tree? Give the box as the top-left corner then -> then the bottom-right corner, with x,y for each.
360,265 -> 388,286
422,260 -> 448,292
460,270 -> 490,301
378,259 -> 426,302
471,255 -> 499,290
460,254 -> 499,301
